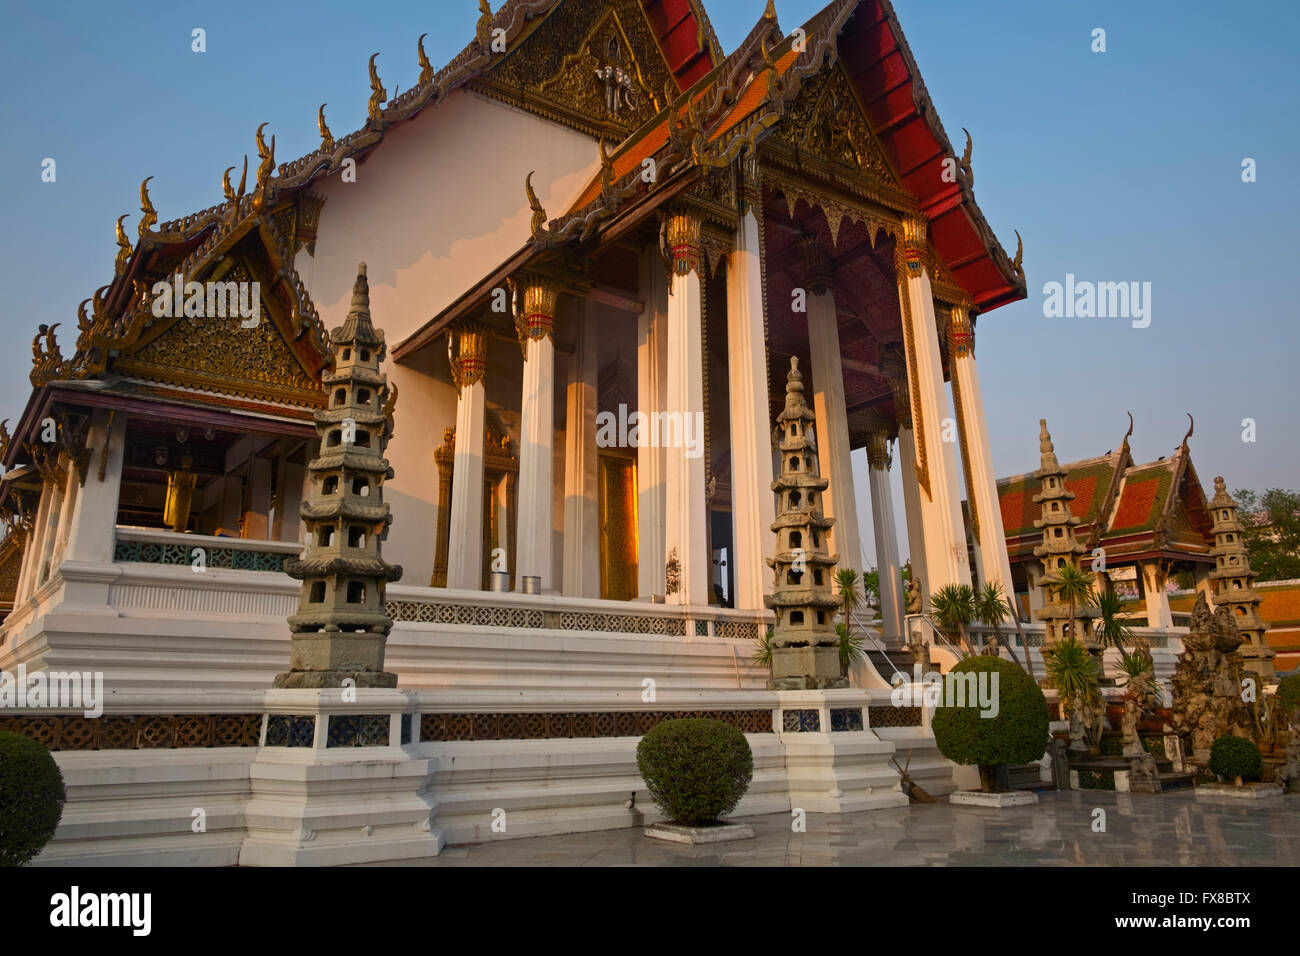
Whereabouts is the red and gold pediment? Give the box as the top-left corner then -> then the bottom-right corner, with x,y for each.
771,63 -> 900,194
473,0 -> 679,139
111,259 -> 323,408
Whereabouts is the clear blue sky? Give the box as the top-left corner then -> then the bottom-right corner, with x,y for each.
1,0 -> 1296,506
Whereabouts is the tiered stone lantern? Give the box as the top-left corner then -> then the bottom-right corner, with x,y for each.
1207,476 -> 1274,679
1032,419 -> 1096,645
765,357 -> 844,690
275,262 -> 402,688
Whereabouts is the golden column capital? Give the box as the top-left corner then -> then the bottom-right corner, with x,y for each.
663,210 -> 702,276
899,215 -> 929,278
517,274 -> 560,340
797,235 -> 833,296
947,305 -> 974,359
866,429 -> 893,471
448,320 -> 488,390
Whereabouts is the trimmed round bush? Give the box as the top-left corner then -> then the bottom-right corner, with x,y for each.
636,718 -> 753,826
1208,734 -> 1262,783
1276,674 -> 1300,724
931,656 -> 1048,790
0,731 -> 66,866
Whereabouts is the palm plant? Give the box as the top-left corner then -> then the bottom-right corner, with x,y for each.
1050,564 -> 1095,642
835,568 -> 862,627
1042,636 -> 1103,751
974,581 -> 1026,670
753,626 -> 773,668
930,583 -> 976,656
836,621 -> 867,674
1117,641 -> 1161,708
1092,590 -> 1134,652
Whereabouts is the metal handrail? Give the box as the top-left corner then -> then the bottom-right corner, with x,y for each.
846,608 -> 907,685
910,613 -> 968,661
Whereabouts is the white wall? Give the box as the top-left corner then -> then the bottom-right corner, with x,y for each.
297,90 -> 600,584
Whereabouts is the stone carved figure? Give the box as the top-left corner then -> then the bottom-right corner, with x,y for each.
905,577 -> 923,615
906,628 -> 931,676
1170,592 -> 1254,766
664,548 -> 680,596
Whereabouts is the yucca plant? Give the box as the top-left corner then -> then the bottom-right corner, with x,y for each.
1093,590 -> 1134,652
1050,564 -> 1095,642
836,621 -> 866,674
973,581 -> 1026,670
835,567 -> 862,626
930,583 -> 976,656
753,626 -> 773,668
1042,636 -> 1103,751
1117,641 -> 1161,708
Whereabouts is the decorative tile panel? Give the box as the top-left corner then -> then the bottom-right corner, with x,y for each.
868,706 -> 923,728
0,713 -> 262,750
830,708 -> 864,732
417,710 -> 775,741
782,709 -> 821,732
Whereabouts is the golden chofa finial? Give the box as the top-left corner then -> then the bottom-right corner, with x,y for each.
317,104 -> 335,152
255,122 -> 275,191
598,139 -> 615,198
222,156 -> 248,202
368,53 -> 387,120
476,1 -> 494,53
1011,229 -> 1024,278
138,177 -> 157,237
525,170 -> 547,239
114,214 -> 132,275
417,33 -> 434,86
959,127 -> 973,185
762,0 -> 777,21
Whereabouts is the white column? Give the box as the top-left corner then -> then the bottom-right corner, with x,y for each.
949,308 -> 1016,602
515,277 -> 559,592
866,430 -> 904,642
446,323 -> 488,590
897,218 -> 971,592
1141,560 -> 1173,628
896,423 -> 929,604
800,238 -> 863,575
637,249 -> 668,599
15,477 -> 54,603
563,302 -> 599,598
663,211 -> 708,606
64,410 -> 127,564
725,209 -> 776,610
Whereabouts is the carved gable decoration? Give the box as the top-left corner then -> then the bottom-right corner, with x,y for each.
477,0 -> 672,137
774,65 -> 897,191
113,261 -> 322,407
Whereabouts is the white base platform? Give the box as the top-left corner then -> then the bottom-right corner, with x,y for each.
644,821 -> 755,844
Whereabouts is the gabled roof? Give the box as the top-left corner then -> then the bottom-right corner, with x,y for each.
396,0 -> 1026,357
998,424 -> 1215,566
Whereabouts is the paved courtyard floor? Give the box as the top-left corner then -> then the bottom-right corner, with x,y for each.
413,790 -> 1299,866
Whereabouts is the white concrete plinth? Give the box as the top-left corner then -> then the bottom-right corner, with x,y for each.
776,689 -> 910,814
1195,782 -> 1285,801
949,789 -> 1039,807
643,821 -> 755,845
238,689 -> 445,867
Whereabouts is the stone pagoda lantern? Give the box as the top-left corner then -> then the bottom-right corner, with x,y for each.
275,262 -> 402,689
1032,419 -> 1096,645
1208,476 -> 1274,679
765,357 -> 844,690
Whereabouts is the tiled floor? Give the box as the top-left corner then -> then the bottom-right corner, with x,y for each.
408,791 -> 1299,866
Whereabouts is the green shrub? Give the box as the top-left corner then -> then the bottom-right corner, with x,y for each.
1208,735 -> 1262,783
931,656 -> 1048,791
0,731 -> 67,866
1276,675 -> 1300,725
636,718 -> 753,826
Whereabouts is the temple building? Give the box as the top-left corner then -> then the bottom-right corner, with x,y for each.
0,0 -> 1025,634
0,0 -> 1045,862
997,417 -> 1218,628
